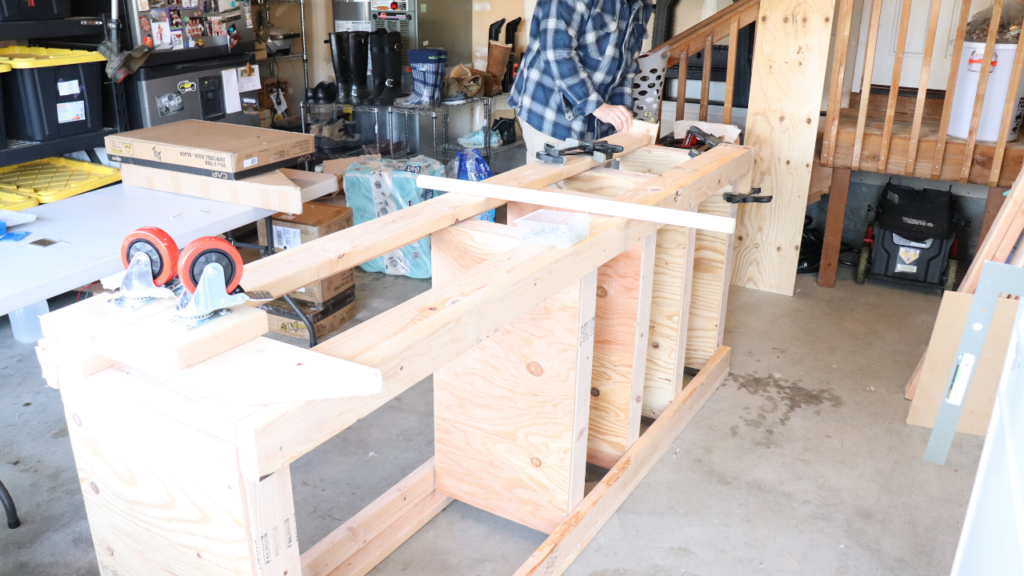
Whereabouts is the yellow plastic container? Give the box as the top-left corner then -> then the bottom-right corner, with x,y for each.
0,46 -> 106,68
0,189 -> 38,211
0,158 -> 121,204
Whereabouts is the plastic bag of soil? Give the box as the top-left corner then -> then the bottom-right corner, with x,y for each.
965,0 -> 1024,43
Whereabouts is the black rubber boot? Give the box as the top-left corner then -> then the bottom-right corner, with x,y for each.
347,31 -> 371,104
329,31 -> 351,105
368,29 -> 388,103
374,31 -> 404,105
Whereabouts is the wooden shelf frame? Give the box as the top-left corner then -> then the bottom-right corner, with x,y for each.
37,128 -> 752,576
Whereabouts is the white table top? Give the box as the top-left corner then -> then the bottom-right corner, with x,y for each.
0,183 -> 274,317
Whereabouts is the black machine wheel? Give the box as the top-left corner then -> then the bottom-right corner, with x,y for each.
944,259 -> 958,291
856,246 -> 871,284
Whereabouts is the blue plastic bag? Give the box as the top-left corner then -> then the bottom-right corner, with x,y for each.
453,149 -> 496,222
344,155 -> 445,279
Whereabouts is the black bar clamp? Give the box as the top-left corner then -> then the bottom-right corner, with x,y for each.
724,186 -> 773,204
536,138 -> 625,165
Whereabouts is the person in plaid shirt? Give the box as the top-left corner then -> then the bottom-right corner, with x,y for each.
508,0 -> 652,164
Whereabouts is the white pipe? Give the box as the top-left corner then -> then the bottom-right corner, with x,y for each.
415,175 -> 736,234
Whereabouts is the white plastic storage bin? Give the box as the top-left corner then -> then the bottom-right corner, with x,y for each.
947,41 -> 1024,142
515,210 -> 590,248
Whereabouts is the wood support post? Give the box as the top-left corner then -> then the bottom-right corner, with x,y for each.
818,167 -> 851,288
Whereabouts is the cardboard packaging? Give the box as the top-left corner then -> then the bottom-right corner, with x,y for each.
259,288 -> 356,340
257,202 -> 354,304
105,120 -> 314,180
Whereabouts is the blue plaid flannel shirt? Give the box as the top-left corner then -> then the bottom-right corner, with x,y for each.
508,0 -> 652,141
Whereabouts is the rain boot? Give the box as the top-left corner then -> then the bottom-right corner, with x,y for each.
374,31 -> 404,105
348,31 -> 371,104
368,29 -> 388,103
396,49 -> 447,107
485,41 -> 511,94
329,31 -> 351,105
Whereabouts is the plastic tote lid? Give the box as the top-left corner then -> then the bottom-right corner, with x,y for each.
0,46 -> 105,69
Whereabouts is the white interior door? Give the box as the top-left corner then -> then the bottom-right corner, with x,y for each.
851,0 -> 991,91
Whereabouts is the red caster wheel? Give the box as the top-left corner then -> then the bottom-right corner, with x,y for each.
177,237 -> 244,295
120,227 -> 179,287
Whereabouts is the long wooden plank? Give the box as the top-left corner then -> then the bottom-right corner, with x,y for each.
851,0 -> 885,171
723,17 -> 739,125
817,167 -> 851,288
989,23 -> 1024,186
960,0 -> 1005,182
513,346 -> 732,576
654,0 -> 760,65
237,145 -> 753,479
242,130 -> 653,300
300,459 -> 448,576
732,0 -> 836,296
676,49 -> 688,122
700,34 -> 713,122
877,0 -> 915,173
588,234 -> 656,469
904,0 -> 944,175
961,172 -> 1024,293
932,0 -> 974,179
686,197 -> 736,368
822,0 -> 855,165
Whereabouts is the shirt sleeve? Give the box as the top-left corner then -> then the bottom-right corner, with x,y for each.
537,0 -> 604,120
608,59 -> 638,107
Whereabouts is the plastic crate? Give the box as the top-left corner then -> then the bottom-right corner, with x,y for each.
0,0 -> 70,21
0,189 -> 38,211
0,157 -> 120,204
0,47 -> 105,142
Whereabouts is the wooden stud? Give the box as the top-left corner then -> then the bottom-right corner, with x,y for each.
686,196 -> 737,369
904,0 -> 944,175
724,18 -> 739,126
877,0 -> 915,173
676,50 -> 688,122
852,0 -> 885,171
817,167 -> 851,288
932,0 -> 974,180
821,0 -> 855,166
989,25 -> 1024,187
959,0 -> 1005,183
700,35 -> 713,122
979,187 -> 1009,248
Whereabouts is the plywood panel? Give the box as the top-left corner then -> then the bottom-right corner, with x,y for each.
433,272 -> 596,534
686,197 -> 737,368
732,0 -> 837,295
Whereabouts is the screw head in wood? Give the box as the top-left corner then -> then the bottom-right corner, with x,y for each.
527,361 -> 544,377
90,481 -> 100,494
531,457 -> 542,467
596,286 -> 608,298
591,387 -> 600,397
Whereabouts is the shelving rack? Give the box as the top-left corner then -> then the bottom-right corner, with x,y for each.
307,93 -> 524,164
0,16 -> 123,167
262,0 -> 310,105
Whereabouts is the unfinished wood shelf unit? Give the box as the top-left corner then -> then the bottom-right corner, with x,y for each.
817,0 -> 1024,287
36,129 -> 753,576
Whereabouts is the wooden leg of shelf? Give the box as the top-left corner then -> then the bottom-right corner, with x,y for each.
978,187 -> 1007,249
817,168 -> 851,288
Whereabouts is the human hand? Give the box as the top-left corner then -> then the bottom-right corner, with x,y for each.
592,104 -> 633,132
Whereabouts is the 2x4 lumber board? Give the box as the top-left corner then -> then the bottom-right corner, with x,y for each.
723,17 -> 739,125
685,197 -> 737,369
588,234 -> 656,469
238,145 -> 753,478
979,188 -> 1008,248
906,292 -> 1016,435
960,0 -> 1006,183
961,172 -> 1024,294
877,0 -> 916,173
643,223 -> 697,418
932,0 -> 974,179
513,346 -> 732,576
90,304 -> 268,373
817,167 -> 851,288
120,165 -> 338,215
654,0 -> 760,65
732,0 -> 836,296
676,49 -> 688,121
617,146 -> 691,175
242,129 -> 654,299
852,0 -> 885,171
300,459 -> 452,576
244,465 -> 303,576
561,168 -> 656,197
700,34 -> 713,122
989,21 -> 1024,186
59,373 -> 261,575
821,0 -> 855,165
904,0 -> 945,175
434,271 -> 597,534
415,175 -> 736,234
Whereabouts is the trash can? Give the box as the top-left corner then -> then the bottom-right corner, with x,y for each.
0,47 -> 106,142
947,41 -> 1024,142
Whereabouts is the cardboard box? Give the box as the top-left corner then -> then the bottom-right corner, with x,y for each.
260,287 -> 357,340
256,202 -> 354,303
105,120 -> 314,180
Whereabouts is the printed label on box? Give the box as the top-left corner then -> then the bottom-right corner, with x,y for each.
243,157 -> 258,168
57,101 -> 86,124
272,225 -> 301,250
57,80 -> 80,96
895,263 -> 918,273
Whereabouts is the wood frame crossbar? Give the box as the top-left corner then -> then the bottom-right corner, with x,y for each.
36,128 -> 752,576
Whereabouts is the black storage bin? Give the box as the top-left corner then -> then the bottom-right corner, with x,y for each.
0,0 -> 69,21
869,181 -> 955,285
869,229 -> 953,284
2,49 -> 104,142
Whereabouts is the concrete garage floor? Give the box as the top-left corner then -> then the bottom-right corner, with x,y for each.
0,269 -> 984,576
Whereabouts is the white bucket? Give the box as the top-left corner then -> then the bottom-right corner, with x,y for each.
947,42 -> 1024,143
